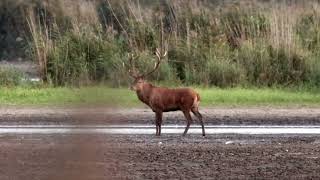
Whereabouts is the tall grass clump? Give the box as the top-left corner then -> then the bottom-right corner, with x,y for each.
236,40 -> 308,86
46,30 -> 122,86
27,9 -> 51,83
26,1 -> 124,86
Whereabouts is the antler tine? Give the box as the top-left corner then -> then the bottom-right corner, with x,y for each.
143,45 -> 167,77
127,52 -> 140,78
162,50 -> 167,58
156,48 -> 161,59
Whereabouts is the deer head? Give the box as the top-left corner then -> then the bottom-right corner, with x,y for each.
128,47 -> 167,91
129,48 -> 168,91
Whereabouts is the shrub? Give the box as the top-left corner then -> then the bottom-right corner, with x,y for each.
221,7 -> 269,48
47,30 -> 123,86
0,67 -> 24,86
306,55 -> 320,86
296,13 -> 320,52
237,40 -> 308,86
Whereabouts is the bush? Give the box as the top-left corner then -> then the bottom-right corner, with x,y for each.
236,40 -> 308,86
221,7 -> 269,48
0,67 -> 25,86
296,13 -> 320,52
47,30 -> 124,86
306,55 -> 320,86
170,42 -> 244,87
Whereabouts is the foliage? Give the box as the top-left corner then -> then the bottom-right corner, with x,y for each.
1,0 -> 320,87
0,67 -> 25,86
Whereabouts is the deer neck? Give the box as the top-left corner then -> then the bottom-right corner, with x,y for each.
136,83 -> 154,105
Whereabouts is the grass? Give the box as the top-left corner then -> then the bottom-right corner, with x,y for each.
198,88 -> 320,107
0,86 -> 320,107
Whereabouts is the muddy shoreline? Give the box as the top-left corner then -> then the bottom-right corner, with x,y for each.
1,107 -> 320,125
1,134 -> 320,179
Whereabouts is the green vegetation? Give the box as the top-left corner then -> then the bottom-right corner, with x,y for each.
1,0 -> 320,88
1,86 -> 320,107
0,67 -> 25,86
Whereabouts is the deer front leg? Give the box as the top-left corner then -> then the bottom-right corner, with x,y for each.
156,125 -> 159,136
155,114 -> 159,136
155,112 -> 163,136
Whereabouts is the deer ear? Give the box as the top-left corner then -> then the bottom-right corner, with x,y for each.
138,75 -> 145,80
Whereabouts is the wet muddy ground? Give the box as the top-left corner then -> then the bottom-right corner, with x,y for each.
1,108 -> 320,179
1,134 -> 320,179
1,107 -> 320,126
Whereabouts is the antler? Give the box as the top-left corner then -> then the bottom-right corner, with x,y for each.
143,20 -> 167,77
126,19 -> 167,78
143,47 -> 167,77
127,53 -> 140,78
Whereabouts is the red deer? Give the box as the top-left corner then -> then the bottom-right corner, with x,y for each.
127,48 -> 205,136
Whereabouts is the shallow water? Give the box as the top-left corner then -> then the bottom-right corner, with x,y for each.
0,125 -> 320,134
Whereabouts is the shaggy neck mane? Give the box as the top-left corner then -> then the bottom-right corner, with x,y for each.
136,83 -> 154,105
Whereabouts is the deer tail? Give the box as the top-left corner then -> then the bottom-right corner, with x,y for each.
192,93 -> 201,109
196,93 -> 201,102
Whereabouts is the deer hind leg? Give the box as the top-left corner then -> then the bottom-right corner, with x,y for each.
182,110 -> 192,136
192,108 -> 205,136
155,112 -> 163,136
157,112 -> 163,136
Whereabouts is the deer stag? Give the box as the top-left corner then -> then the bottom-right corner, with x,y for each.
127,42 -> 205,137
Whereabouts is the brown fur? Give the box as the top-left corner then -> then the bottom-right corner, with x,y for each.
131,78 -> 205,136
128,33 -> 204,136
